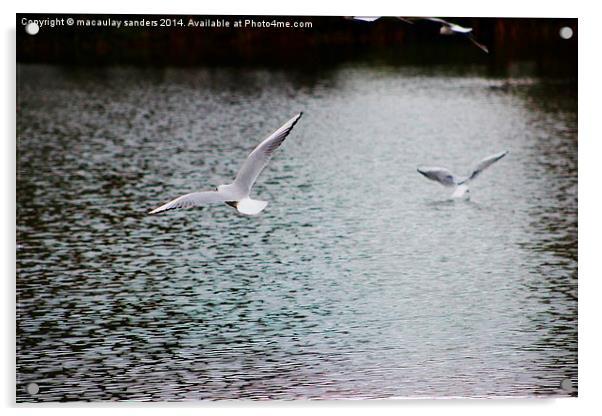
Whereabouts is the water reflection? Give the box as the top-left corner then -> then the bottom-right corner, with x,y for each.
17,64 -> 576,401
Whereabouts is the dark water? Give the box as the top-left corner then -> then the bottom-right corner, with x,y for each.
16,64 -> 577,401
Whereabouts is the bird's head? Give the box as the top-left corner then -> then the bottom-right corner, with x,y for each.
439,26 -> 454,35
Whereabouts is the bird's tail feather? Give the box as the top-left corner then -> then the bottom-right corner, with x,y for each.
452,184 -> 470,198
236,198 -> 268,215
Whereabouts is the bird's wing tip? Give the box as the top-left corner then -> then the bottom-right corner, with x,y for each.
149,206 -> 165,214
288,112 -> 303,128
286,112 -> 303,125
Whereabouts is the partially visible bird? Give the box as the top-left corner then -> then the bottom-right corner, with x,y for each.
352,16 -> 413,24
351,16 -> 489,53
351,16 -> 381,22
409,17 -> 489,53
417,150 -> 508,198
149,113 -> 303,216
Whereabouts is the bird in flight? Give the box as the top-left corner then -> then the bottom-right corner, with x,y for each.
417,150 -> 508,198
352,16 -> 489,53
412,17 -> 489,53
352,16 -> 413,24
149,113 -> 303,216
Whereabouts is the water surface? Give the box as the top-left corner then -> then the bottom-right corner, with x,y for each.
16,64 -> 577,401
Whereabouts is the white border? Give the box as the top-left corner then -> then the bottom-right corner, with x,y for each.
3,1 -> 598,415
4,0 -> 584,17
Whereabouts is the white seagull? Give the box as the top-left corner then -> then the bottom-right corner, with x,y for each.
415,17 -> 489,53
417,150 -> 508,198
352,16 -> 489,53
149,113 -> 303,216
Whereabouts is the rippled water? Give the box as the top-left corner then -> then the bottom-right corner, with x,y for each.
16,64 -> 577,401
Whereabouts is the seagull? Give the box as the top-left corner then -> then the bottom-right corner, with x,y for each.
351,16 -> 489,53
417,150 -> 508,198
352,16 -> 414,24
412,17 -> 489,53
149,113 -> 303,216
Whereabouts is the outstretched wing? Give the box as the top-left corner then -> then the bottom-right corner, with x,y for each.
465,150 -> 508,182
233,113 -> 303,194
417,167 -> 458,187
413,17 -> 473,33
419,17 -> 452,25
396,17 -> 415,24
149,191 -> 226,214
352,16 -> 382,22
448,23 -> 473,34
353,16 -> 413,24
467,34 -> 489,53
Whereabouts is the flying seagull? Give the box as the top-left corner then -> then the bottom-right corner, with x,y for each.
417,150 -> 508,198
352,16 -> 413,24
412,17 -> 489,53
351,16 -> 489,53
149,113 -> 303,216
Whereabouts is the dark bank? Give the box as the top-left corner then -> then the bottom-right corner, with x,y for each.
17,14 -> 577,77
